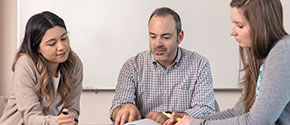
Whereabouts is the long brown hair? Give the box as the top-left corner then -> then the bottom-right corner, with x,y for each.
12,11 -> 77,113
230,0 -> 288,112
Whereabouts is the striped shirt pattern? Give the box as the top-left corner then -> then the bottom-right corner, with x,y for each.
110,47 -> 215,118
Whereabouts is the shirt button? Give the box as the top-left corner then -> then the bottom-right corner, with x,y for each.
164,106 -> 167,110
164,90 -> 167,94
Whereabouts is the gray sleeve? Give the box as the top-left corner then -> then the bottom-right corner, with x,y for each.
109,58 -> 137,119
198,101 -> 244,120
190,38 -> 290,125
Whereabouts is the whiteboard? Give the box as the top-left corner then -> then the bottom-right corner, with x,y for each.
18,0 -> 290,89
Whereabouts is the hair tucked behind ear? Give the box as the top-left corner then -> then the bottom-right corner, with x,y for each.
12,11 -> 77,113
230,0 -> 288,112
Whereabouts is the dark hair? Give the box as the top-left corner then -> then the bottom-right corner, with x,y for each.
230,0 -> 288,112
148,7 -> 182,34
18,11 -> 67,61
13,11 -> 76,113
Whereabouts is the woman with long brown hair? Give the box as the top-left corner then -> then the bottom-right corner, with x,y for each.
165,0 -> 290,124
0,11 -> 83,125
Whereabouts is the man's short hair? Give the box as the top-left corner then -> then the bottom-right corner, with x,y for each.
148,7 -> 182,33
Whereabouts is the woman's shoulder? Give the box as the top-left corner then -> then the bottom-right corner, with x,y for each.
14,54 -> 36,69
276,35 -> 290,47
72,52 -> 83,66
266,35 -> 290,61
271,35 -> 290,52
70,52 -> 83,87
71,51 -> 83,74
12,54 -> 38,82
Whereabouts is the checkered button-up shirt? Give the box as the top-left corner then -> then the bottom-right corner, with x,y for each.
110,47 -> 215,119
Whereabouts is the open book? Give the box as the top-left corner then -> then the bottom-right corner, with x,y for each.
125,119 -> 159,125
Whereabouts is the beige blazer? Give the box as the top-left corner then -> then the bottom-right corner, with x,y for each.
0,54 -> 83,125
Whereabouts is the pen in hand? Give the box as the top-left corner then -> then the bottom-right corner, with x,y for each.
162,112 -> 181,122
62,111 -> 79,123
60,108 -> 79,123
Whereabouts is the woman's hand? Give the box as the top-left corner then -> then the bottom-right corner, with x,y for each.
163,112 -> 187,125
175,115 -> 194,125
58,108 -> 76,125
163,112 -> 193,125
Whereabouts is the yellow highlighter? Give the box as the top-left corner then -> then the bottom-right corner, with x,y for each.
162,112 -> 181,122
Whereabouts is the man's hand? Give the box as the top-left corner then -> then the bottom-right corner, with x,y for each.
113,103 -> 141,125
145,111 -> 168,124
163,112 -> 188,125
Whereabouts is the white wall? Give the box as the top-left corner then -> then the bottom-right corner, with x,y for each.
4,0 -> 290,125
0,1 -> 241,124
18,0 -> 290,90
19,0 -> 241,89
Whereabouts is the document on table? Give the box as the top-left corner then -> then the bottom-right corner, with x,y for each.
125,119 -> 159,125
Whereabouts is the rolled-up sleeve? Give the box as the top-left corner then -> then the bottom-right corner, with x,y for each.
109,59 -> 137,119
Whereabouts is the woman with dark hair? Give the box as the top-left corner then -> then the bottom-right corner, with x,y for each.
165,0 -> 290,124
0,11 -> 83,125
